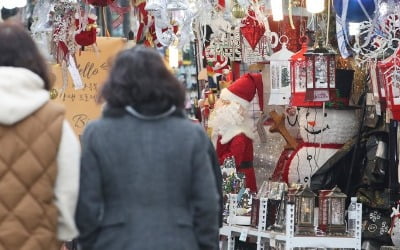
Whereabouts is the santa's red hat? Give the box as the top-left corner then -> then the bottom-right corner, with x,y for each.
219,73 -> 264,110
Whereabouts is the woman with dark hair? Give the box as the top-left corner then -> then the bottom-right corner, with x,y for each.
0,21 -> 80,249
75,46 -> 220,250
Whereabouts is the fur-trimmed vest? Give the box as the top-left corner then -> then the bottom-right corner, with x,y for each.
0,101 -> 64,250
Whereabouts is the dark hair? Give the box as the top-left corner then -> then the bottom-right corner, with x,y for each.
100,45 -> 186,115
0,21 -> 51,90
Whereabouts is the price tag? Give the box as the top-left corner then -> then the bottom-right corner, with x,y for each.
239,228 -> 248,242
68,55 -> 84,90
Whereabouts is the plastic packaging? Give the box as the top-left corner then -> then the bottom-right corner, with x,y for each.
347,197 -> 357,237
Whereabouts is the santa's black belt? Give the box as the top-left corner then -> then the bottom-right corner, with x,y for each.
239,161 -> 253,169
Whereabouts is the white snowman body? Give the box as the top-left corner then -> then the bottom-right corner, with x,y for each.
286,108 -> 359,184
391,205 -> 400,246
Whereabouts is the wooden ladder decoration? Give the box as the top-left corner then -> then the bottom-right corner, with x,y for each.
269,110 -> 299,150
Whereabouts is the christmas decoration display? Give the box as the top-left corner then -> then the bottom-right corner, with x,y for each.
295,185 -> 316,234
240,10 -> 266,51
23,0 -> 400,247
75,13 -> 98,49
85,0 -> 130,28
272,107 -> 359,184
52,1 -> 80,64
30,0 -> 54,62
304,41 -> 337,102
390,203 -> 400,246
325,186 -> 347,235
209,73 -> 265,193
268,36 -> 294,105
378,47 -> 400,120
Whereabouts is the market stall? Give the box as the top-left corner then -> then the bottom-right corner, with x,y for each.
1,0 -> 400,249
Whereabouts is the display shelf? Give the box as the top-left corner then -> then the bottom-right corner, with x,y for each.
220,196 -> 362,250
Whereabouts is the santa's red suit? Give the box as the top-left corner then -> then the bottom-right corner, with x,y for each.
216,134 -> 257,192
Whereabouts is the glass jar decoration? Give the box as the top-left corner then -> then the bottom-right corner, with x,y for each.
290,38 -> 321,107
378,48 -> 400,120
269,36 -> 294,105
326,186 -> 347,235
304,40 -> 336,102
295,185 -> 316,235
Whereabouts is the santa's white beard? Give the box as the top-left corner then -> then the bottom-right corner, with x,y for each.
208,102 -> 255,144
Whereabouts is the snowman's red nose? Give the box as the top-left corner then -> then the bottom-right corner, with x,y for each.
308,121 -> 316,127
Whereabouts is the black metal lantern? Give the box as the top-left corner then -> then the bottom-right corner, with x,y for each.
304,40 -> 336,102
326,186 -> 347,235
295,185 -> 316,235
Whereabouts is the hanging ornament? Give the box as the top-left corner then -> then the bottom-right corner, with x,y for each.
145,0 -> 166,12
378,47 -> 400,120
268,36 -> 295,105
52,0 -> 79,64
167,0 -> 188,11
30,0 -> 54,62
75,13 -> 98,48
231,2 -> 246,19
85,0 -> 130,28
240,10 -> 266,50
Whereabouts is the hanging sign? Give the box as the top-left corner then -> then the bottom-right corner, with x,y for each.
51,37 -> 126,137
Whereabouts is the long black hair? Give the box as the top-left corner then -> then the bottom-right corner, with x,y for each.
0,21 -> 51,90
100,45 -> 186,115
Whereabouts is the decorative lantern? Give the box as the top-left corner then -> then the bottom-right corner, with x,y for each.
290,39 -> 322,107
304,40 -> 336,102
326,186 -> 347,235
269,36 -> 294,105
378,48 -> 400,120
317,189 -> 331,233
295,185 -> 316,235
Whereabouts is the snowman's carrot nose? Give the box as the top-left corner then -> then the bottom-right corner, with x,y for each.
307,121 -> 316,127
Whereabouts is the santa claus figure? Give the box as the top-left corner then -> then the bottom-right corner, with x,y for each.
209,73 -> 264,193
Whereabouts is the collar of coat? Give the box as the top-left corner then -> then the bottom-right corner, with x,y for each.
125,105 -> 176,120
102,105 -> 186,119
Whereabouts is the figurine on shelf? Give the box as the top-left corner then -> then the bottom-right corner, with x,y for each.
209,73 -> 264,193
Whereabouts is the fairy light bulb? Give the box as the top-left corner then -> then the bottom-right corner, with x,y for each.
306,0 -> 325,14
271,0 -> 284,21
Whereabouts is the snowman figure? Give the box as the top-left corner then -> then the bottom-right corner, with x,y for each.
273,106 -> 359,184
390,204 -> 400,246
